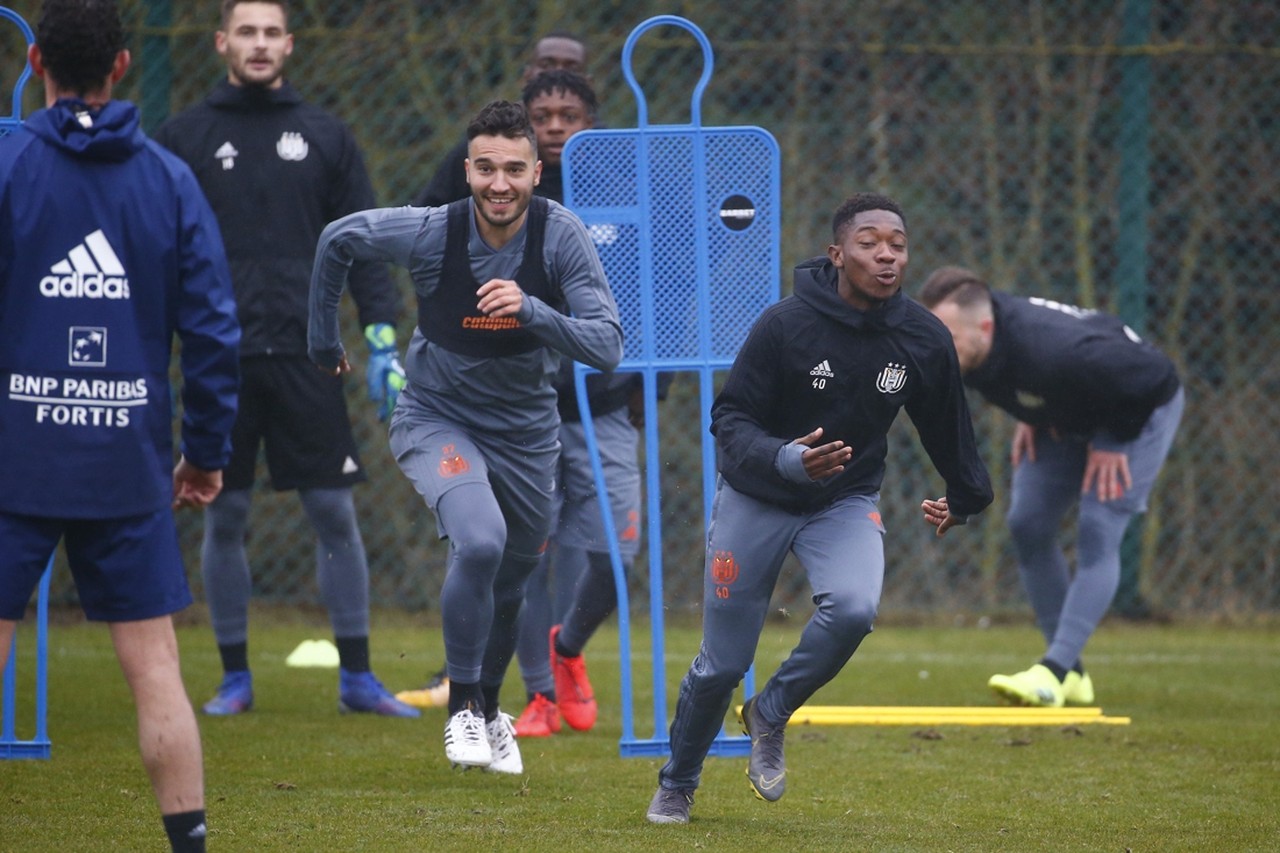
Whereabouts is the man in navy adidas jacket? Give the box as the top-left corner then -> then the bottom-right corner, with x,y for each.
0,2 -> 239,849
646,193 -> 992,825
919,266 -> 1183,709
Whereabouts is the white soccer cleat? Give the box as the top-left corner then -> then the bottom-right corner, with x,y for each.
444,707 -> 492,768
484,712 -> 524,775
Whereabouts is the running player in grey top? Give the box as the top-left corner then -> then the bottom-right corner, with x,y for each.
309,100 -> 622,773
646,193 -> 992,825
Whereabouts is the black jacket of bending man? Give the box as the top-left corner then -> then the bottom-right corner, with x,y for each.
965,291 -> 1180,442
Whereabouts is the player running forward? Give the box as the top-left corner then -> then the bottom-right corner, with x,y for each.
646,193 -> 992,824
309,100 -> 622,773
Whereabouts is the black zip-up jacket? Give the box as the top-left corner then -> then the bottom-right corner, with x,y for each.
154,81 -> 398,357
968,292 -> 1180,443
711,257 -> 993,516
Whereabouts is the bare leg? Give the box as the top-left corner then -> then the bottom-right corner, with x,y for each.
109,616 -> 204,815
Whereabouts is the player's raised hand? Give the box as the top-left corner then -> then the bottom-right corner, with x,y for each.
477,278 -> 524,318
792,426 -> 852,480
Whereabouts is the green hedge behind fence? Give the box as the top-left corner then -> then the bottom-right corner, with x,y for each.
4,1 -> 1277,617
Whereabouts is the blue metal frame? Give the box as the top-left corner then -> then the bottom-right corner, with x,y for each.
0,6 -> 52,761
1,6 -> 33,130
2,560 -> 53,760
564,15 -> 781,757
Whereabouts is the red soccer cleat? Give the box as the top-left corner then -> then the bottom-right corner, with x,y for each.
513,692 -> 561,738
550,624 -> 597,732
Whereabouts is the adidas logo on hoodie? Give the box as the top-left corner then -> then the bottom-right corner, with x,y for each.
40,230 -> 130,299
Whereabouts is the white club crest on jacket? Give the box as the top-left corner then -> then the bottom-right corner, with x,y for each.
276,132 -> 308,161
876,362 -> 907,394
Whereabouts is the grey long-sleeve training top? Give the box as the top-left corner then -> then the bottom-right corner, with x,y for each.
309,200 -> 623,435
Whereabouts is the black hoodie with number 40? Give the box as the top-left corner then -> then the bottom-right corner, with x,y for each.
710,257 -> 994,517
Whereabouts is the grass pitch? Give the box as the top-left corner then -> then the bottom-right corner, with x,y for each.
2,608 -> 1277,851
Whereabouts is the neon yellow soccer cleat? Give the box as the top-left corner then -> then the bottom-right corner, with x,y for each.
988,663 -> 1065,708
1062,670 -> 1096,706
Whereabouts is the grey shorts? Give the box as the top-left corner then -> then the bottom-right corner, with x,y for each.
388,392 -> 559,556
554,407 -> 642,556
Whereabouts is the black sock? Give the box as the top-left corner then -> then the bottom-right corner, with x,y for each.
335,636 -> 370,673
162,810 -> 207,853
447,680 -> 482,716
481,683 -> 501,722
1071,660 -> 1085,676
217,643 -> 248,673
554,636 -> 578,659
528,689 -> 556,704
1039,658 -> 1069,683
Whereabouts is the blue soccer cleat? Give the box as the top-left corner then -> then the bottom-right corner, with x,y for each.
202,670 -> 253,716
338,669 -> 422,717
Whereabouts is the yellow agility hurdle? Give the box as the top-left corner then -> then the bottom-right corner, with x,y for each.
754,705 -> 1131,726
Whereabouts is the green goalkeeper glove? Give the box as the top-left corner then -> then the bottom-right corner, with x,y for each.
364,323 -> 405,422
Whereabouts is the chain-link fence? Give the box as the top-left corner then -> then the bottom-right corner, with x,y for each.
4,1 -> 1277,618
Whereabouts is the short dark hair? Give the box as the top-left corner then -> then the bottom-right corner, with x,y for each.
466,100 -> 538,157
916,266 -> 992,310
538,29 -> 585,46
831,192 -> 908,240
221,0 -> 289,30
36,0 -> 125,96
524,30 -> 589,78
521,69 -> 598,119
530,30 -> 587,60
